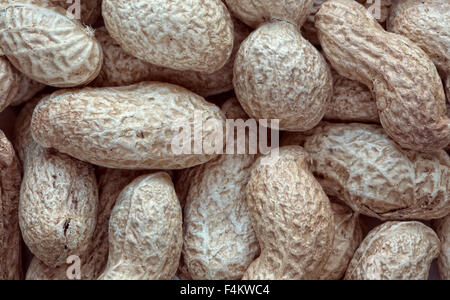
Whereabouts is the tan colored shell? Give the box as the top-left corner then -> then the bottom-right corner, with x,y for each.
324,71 -> 379,123
319,202 -> 363,280
54,0 -> 102,26
93,19 -> 251,97
234,21 -> 333,132
434,216 -> 450,280
224,0 -> 314,28
316,0 -> 450,152
9,69 -> 46,106
345,221 -> 440,280
15,98 -> 98,267
0,0 -> 103,87
243,146 -> 334,280
31,82 -> 226,170
0,57 -> 18,112
0,131 -> 22,280
387,0 -> 450,77
304,123 -> 450,220
102,0 -> 233,73
26,168 -> 147,280
98,172 -> 182,280
182,153 -> 259,280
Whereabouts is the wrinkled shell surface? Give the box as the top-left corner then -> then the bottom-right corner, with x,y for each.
98,172 -> 182,280
345,221 -> 440,280
434,216 -> 450,280
304,123 -> 450,220
224,0 -> 314,28
243,146 -> 334,280
387,0 -> 450,77
234,21 -> 333,132
93,19 -> 251,97
31,82 -> 226,170
15,98 -> 98,267
183,153 -> 259,280
316,0 -> 450,151
55,0 -> 102,25
0,0 -> 103,87
319,202 -> 362,280
0,130 -> 22,280
102,0 -> 233,73
0,57 -> 18,112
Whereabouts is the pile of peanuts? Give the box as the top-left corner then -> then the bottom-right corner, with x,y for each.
0,0 -> 449,280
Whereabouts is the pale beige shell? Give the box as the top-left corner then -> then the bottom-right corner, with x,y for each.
243,146 -> 334,280
26,169 -> 148,280
0,130 -> 22,280
224,0 -> 314,28
345,221 -> 440,280
31,82 -> 226,170
304,123 -> 450,220
234,21 -> 333,132
0,57 -> 18,112
316,0 -> 450,152
387,0 -> 450,77
102,0 -> 234,73
93,18 -> 251,97
324,70 -> 379,123
183,153 -> 259,280
98,172 -> 182,280
15,98 -> 98,267
433,216 -> 450,280
319,202 -> 363,280
54,0 -> 102,25
0,0 -> 103,87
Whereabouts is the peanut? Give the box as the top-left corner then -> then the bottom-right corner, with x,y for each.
243,146 -> 334,280
15,97 -> 98,267
316,0 -> 450,151
98,172 -> 182,280
92,18 -> 251,97
102,0 -> 233,73
303,123 -> 450,220
433,216 -> 450,280
345,221 -> 440,280
31,82 -> 226,170
0,130 -> 22,280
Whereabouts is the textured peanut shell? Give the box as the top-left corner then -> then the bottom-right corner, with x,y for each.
434,216 -> 450,280
9,69 -> 46,106
93,18 -> 251,97
183,153 -> 259,280
55,0 -> 102,26
387,0 -> 450,77
15,98 -> 98,267
0,131 -> 22,280
243,146 -> 334,280
345,221 -> 440,280
0,0 -> 103,87
304,123 -> 450,220
324,70 -> 379,123
319,202 -> 363,280
0,57 -> 19,112
316,0 -> 450,152
26,168 -> 147,280
234,21 -> 333,132
31,82 -> 226,170
224,0 -> 314,28
102,0 -> 233,73
98,172 -> 182,280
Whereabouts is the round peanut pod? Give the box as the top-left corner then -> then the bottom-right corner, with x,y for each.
98,172 -> 182,280
93,18 -> 251,97
345,221 -> 440,280
55,0 -> 102,26
243,146 -> 334,280
0,0 -> 103,87
0,57 -> 19,112
102,0 -> 233,73
316,0 -> 450,152
234,21 -> 333,132
15,97 -> 98,267
31,82 -> 226,170
0,130 -> 22,280
224,0 -> 314,28
433,216 -> 450,280
304,123 -> 450,220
